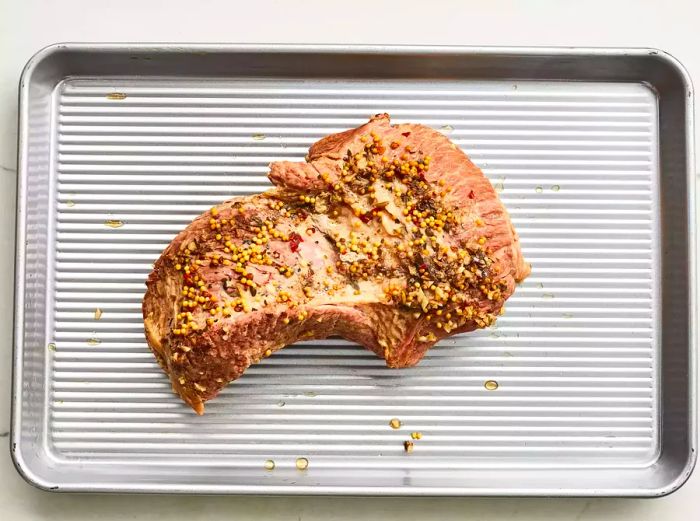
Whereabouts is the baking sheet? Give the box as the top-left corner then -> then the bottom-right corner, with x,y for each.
12,45 -> 695,496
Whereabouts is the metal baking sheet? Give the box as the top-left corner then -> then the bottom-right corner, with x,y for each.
12,44 -> 696,496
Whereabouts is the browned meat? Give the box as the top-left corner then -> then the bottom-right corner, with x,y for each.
143,114 -> 530,414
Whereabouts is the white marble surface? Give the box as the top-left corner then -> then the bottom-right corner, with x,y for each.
0,1 -> 697,519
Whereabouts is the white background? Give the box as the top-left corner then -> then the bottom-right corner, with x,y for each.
0,1 -> 697,519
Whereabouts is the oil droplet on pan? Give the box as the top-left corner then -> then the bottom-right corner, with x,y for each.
295,457 -> 309,470
389,418 -> 401,429
47,343 -> 56,352
66,200 -> 75,207
106,92 -> 127,100
484,380 -> 499,391
439,124 -> 453,134
264,459 -> 275,471
94,308 -> 103,320
551,185 -> 561,192
252,133 -> 266,141
104,220 -> 124,228
535,186 -> 543,193
87,337 -> 101,346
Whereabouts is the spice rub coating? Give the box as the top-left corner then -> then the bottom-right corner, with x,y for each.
143,114 -> 530,414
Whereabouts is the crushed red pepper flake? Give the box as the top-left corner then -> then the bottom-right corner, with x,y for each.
288,232 -> 304,252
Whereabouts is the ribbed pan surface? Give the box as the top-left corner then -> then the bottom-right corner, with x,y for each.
49,78 -> 659,488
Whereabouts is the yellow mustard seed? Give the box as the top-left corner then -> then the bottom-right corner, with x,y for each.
484,380 -> 499,391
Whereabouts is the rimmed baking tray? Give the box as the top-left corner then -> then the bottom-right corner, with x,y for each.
12,44 -> 696,496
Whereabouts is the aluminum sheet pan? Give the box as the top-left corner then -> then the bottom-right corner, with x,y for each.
12,44 -> 696,496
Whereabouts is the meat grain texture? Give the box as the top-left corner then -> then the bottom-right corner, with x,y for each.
143,114 -> 530,414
